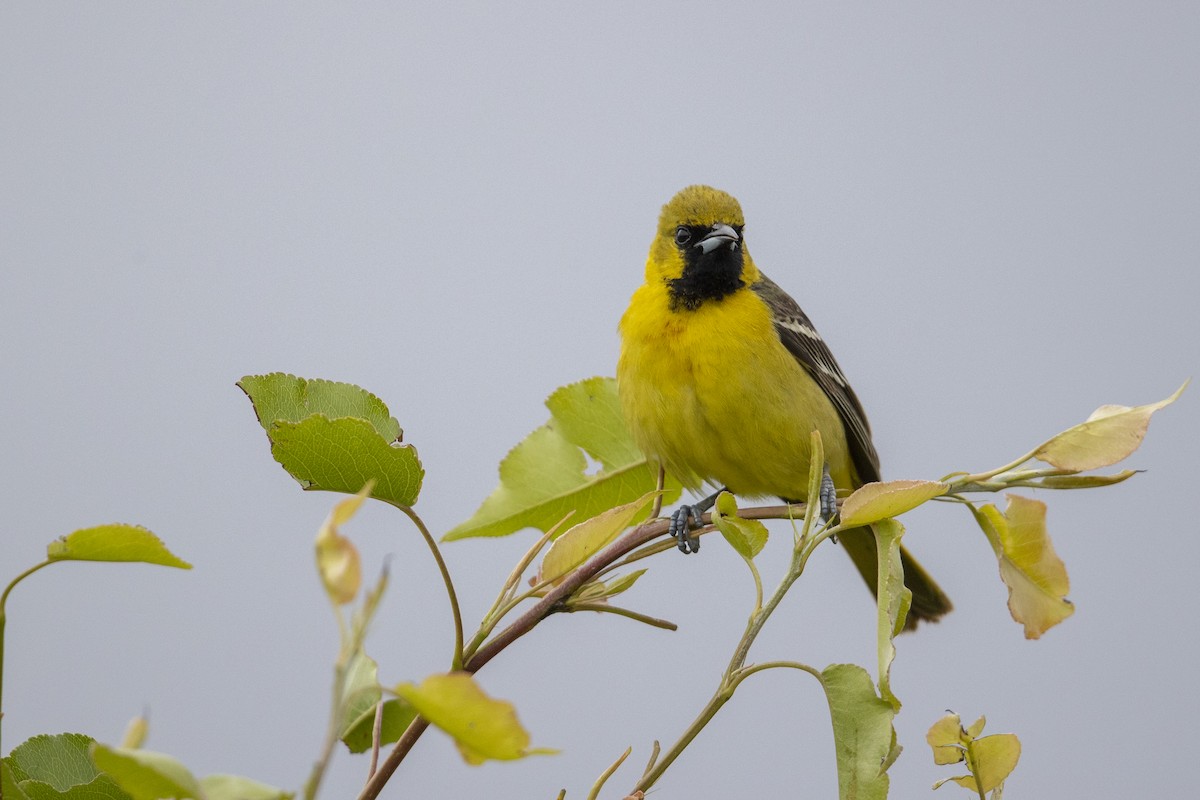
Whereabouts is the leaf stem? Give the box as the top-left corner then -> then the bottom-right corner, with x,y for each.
0,559 -> 53,758
391,503 -> 464,671
748,559 -> 764,614
650,466 -> 666,519
730,660 -> 821,690
565,602 -> 678,631
368,699 -> 384,779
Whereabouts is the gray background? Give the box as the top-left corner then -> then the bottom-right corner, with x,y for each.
3,3 -> 1197,798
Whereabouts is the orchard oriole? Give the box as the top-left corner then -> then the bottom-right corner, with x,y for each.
617,185 -> 951,628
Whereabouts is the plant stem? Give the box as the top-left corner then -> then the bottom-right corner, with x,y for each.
357,716 -> 430,800
358,502 -> 815,800
632,536 -> 820,793
368,699 -> 384,779
965,739 -> 988,800
392,503 -> 465,671
303,647 -> 348,800
0,560 -> 53,759
944,447 -> 1040,488
463,525 -> 559,661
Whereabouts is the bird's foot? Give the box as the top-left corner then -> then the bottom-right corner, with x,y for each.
819,464 -> 838,525
669,504 -> 701,554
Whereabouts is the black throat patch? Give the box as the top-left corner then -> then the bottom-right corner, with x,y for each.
668,234 -> 746,311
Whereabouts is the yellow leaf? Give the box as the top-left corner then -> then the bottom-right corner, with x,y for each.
934,775 -> 980,792
119,714 -> 149,749
841,480 -> 947,527
315,482 -> 372,604
970,733 -> 1021,793
1033,381 -> 1186,471
928,713 -> 1021,794
395,672 -> 555,765
974,496 -> 1073,638
926,713 -> 966,766
539,491 -> 657,584
965,715 -> 986,739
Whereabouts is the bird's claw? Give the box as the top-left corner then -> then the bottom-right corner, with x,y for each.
819,464 -> 838,524
669,505 -> 701,554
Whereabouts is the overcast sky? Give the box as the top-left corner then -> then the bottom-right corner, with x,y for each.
2,3 -> 1197,798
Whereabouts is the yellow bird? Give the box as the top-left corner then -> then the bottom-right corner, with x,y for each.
617,185 -> 951,628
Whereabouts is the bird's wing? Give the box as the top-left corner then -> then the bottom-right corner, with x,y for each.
750,273 -> 882,484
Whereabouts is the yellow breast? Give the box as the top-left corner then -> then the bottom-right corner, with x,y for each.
617,280 -> 856,500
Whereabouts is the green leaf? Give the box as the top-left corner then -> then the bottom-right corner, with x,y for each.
7,734 -> 102,790
818,664 -> 897,800
567,568 -> 650,604
341,698 -> 419,755
841,480 -> 947,527
445,377 -> 681,540
341,650 -> 383,730
268,415 -> 423,506
19,776 -> 131,800
544,376 -> 645,469
711,492 -> 768,560
590,569 -> 648,601
46,526 -> 190,569
2,761 -> 32,800
395,672 -> 557,765
238,373 -> 401,441
806,429 -> 825,527
199,775 -> 294,800
872,519 -> 910,710
539,491 -> 657,583
971,496 -> 1073,639
1033,381 -> 1186,471
88,746 -> 201,800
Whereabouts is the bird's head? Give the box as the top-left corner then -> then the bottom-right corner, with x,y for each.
647,185 -> 759,310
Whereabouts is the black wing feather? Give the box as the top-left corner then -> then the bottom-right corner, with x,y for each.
750,273 -> 881,485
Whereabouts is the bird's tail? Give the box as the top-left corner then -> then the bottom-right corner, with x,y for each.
838,525 -> 953,631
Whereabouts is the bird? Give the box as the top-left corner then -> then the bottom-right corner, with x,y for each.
616,185 -> 951,629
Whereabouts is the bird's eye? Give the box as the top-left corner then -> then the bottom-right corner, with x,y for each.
674,227 -> 692,246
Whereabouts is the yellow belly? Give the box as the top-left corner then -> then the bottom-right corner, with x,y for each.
617,282 -> 857,500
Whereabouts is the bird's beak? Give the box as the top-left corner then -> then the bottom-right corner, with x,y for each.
697,223 -> 741,254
